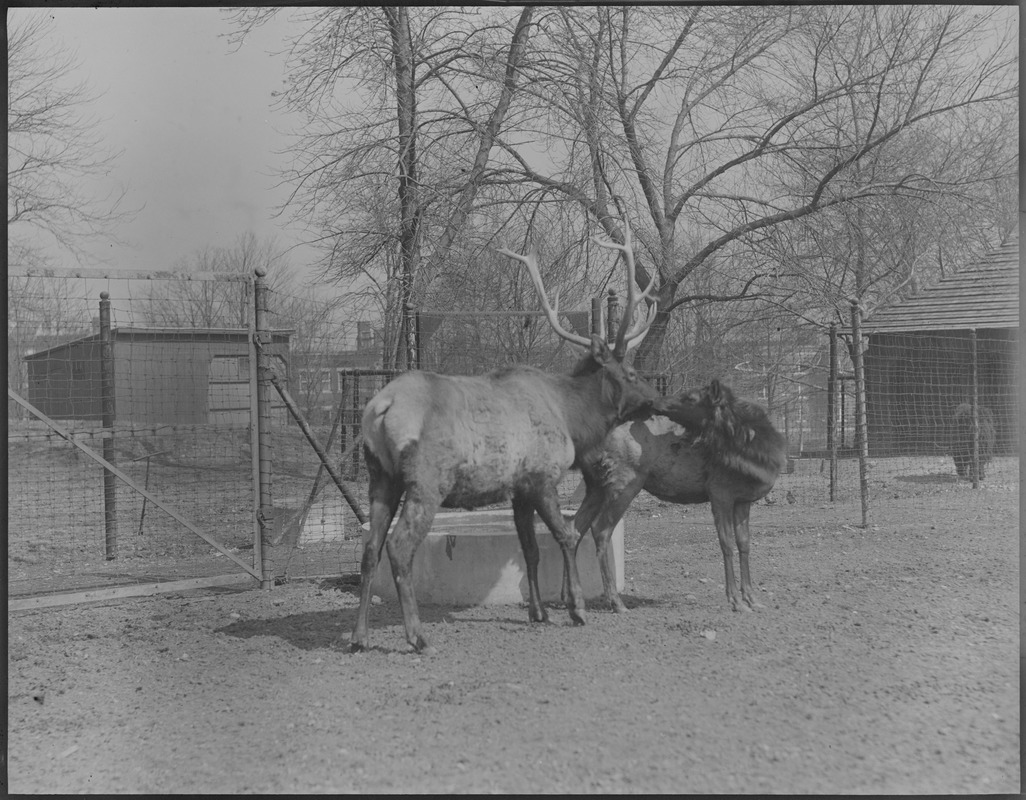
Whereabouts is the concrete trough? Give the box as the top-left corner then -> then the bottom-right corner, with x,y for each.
364,509 -> 624,606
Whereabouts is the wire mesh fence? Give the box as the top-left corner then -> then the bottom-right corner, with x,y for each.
8,264 -> 1018,605
8,271 -> 264,603
257,282 -> 374,582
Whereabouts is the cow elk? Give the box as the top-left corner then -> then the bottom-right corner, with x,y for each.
570,380 -> 787,613
352,218 -> 659,653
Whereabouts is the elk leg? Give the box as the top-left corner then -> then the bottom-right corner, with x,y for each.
533,493 -> 586,626
734,502 -> 757,610
591,519 -> 626,613
560,536 -> 582,606
561,480 -> 604,604
512,494 -> 549,623
351,455 -> 403,652
386,490 -> 439,654
591,479 -> 645,613
710,497 -> 746,612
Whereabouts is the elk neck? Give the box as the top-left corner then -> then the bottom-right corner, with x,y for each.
559,368 -> 623,457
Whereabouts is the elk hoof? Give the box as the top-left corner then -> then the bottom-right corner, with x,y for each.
569,608 -> 587,626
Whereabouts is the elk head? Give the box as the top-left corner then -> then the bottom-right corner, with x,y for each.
652,380 -> 728,430
498,215 -> 659,424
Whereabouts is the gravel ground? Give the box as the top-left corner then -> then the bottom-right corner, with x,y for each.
7,479 -> 1020,794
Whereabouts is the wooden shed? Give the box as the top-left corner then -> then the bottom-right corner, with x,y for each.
859,237 -> 1018,456
24,327 -> 292,425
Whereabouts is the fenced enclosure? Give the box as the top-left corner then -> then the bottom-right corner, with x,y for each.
8,270 -> 269,606
8,260 -> 1019,608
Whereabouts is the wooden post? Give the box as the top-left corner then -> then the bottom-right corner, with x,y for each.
253,267 -> 273,588
352,372 -> 363,477
828,323 -> 838,502
338,374 -> 349,477
969,328 -> 980,489
591,296 -> 603,338
246,274 -> 263,584
99,291 -> 117,560
606,289 -> 620,343
840,381 -> 847,449
849,300 -> 869,526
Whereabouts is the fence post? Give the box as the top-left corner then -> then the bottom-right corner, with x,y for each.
606,289 -> 620,343
849,300 -> 869,526
99,291 -> 118,560
338,374 -> 349,477
591,296 -> 603,337
351,372 -> 362,476
828,322 -> 838,502
253,267 -> 273,589
969,328 -> 980,489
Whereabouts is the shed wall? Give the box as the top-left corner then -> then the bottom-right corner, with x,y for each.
25,333 -> 290,424
26,341 -> 104,420
864,328 -> 1017,456
113,338 -> 214,424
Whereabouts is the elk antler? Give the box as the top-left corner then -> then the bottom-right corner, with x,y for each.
593,211 -> 658,357
498,245 -> 592,348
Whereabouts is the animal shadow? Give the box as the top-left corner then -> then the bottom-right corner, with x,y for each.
216,596 -> 526,654
615,593 -> 660,610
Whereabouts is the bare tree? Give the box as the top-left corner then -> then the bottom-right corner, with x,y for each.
7,274 -> 92,417
494,5 -> 1017,372
7,11 -> 132,266
226,7 -> 535,368
227,6 -> 1015,380
269,287 -> 353,421
140,232 -> 356,421
143,233 -> 287,328
756,96 -> 1020,334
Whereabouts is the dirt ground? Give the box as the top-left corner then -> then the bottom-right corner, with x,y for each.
7,468 -> 1020,794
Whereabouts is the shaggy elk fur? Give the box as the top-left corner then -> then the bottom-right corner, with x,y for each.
353,222 -> 659,653
571,379 -> 787,613
951,403 -> 996,481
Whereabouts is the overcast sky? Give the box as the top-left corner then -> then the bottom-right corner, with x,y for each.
11,6 -> 1018,287
11,7 -> 318,276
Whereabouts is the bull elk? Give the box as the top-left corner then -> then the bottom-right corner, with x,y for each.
569,380 -> 787,613
352,218 -> 659,653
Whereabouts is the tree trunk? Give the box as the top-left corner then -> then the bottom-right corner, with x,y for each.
631,304 -> 671,375
385,7 -> 420,370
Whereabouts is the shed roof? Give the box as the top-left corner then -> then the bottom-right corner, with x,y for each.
23,326 -> 293,360
861,237 -> 1019,333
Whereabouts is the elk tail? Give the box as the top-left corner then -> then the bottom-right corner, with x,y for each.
362,394 -> 397,475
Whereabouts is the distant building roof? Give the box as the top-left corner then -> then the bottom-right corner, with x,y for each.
23,326 -> 293,360
861,236 -> 1019,333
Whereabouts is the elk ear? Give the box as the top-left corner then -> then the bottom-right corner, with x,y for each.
708,379 -> 724,404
